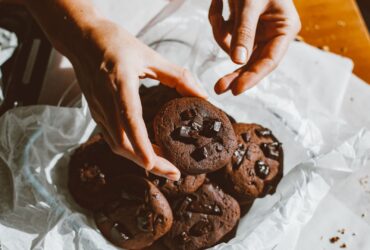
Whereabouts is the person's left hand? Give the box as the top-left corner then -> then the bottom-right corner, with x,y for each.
209,0 -> 301,95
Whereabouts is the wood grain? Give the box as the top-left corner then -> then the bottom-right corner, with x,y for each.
294,0 -> 370,83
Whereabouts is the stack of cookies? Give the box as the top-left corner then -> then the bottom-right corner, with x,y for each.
68,86 -> 284,250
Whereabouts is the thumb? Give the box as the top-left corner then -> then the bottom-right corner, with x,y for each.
231,0 -> 261,64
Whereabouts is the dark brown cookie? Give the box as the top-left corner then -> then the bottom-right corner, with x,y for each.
153,97 -> 237,175
149,173 -> 206,198
164,181 -> 240,250
95,175 -> 173,250
224,123 -> 284,204
68,134 -> 143,211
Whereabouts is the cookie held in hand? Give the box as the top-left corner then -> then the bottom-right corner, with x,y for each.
153,97 -> 237,175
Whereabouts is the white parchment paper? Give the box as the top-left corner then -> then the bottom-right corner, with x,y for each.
1,1 -> 369,249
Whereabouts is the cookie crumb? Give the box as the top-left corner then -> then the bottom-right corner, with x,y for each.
295,35 -> 305,42
340,243 -> 347,248
330,236 -> 340,243
361,213 -> 365,218
337,229 -> 345,234
352,233 -> 356,236
318,45 -> 330,52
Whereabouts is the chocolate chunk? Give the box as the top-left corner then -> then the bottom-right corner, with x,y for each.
80,165 -> 105,184
192,145 -> 209,161
211,121 -> 222,133
241,132 -> 251,143
255,160 -> 270,178
136,208 -> 154,232
179,126 -> 192,138
189,217 -> 212,236
155,214 -> 164,225
216,143 -> 224,152
261,143 -> 280,160
180,109 -> 196,120
232,144 -> 246,169
111,222 -> 131,243
191,115 -> 203,131
152,177 -> 168,187
256,128 -> 272,137
175,196 -> 193,218
177,231 -> 191,244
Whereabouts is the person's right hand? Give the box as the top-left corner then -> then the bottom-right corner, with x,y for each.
67,19 -> 208,180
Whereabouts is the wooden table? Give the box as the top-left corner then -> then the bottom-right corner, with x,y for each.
294,0 -> 370,83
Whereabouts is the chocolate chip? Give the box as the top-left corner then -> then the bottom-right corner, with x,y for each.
155,214 -> 164,225
241,132 -> 251,143
192,145 -> 209,161
261,143 -> 280,160
216,143 -> 224,152
177,231 -> 191,244
174,178 -> 183,186
191,115 -> 203,131
152,177 -> 168,187
189,217 -> 212,236
256,128 -> 272,137
175,196 -> 193,218
211,121 -> 222,132
136,208 -> 154,232
179,126 -> 191,138
111,222 -> 131,243
80,165 -> 105,184
191,121 -> 202,131
255,160 -> 270,178
232,144 -> 246,169
180,109 -> 196,120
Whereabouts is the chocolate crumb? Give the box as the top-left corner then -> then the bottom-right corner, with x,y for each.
352,233 -> 356,236
329,236 -> 340,243
361,213 -> 365,218
340,243 -> 347,248
338,229 -> 345,234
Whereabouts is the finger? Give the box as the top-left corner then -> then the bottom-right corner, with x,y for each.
214,70 -> 240,94
147,54 -> 208,99
231,0 -> 262,64
150,157 -> 181,181
209,0 -> 232,53
115,71 -> 156,170
231,35 -> 290,95
100,122 -> 180,181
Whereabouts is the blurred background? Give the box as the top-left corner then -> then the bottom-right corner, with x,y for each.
357,0 -> 370,29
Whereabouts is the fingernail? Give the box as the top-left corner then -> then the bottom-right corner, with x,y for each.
167,172 -> 181,181
232,46 -> 247,64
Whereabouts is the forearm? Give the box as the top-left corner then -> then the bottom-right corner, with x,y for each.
21,0 -> 102,60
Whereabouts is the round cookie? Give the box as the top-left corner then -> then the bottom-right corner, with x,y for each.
153,97 -> 237,175
95,175 -> 173,250
164,181 -> 240,250
68,134 -> 143,211
224,123 -> 284,204
149,173 -> 206,198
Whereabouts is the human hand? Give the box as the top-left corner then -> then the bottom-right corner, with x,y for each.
209,0 -> 301,95
68,20 -> 207,180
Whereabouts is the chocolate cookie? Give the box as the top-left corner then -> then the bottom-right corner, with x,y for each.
224,123 -> 284,204
68,134 -> 143,211
95,176 -> 173,250
164,181 -> 240,250
149,173 -> 206,198
153,97 -> 237,174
